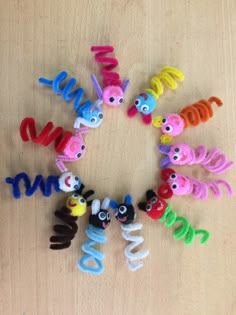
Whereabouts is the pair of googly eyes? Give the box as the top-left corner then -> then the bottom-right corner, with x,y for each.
145,197 -> 158,211
73,176 -> 80,190
134,99 -> 149,113
114,205 -> 127,216
71,193 -> 86,204
76,145 -> 86,158
162,118 -> 173,133
98,211 -> 111,221
109,96 -> 124,104
168,174 -> 179,190
172,147 -> 182,161
90,113 -> 103,123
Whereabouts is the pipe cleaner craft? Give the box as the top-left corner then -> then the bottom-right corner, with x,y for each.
138,190 -> 210,245
158,168 -> 233,200
110,194 -> 149,272
127,67 -> 184,125
5,171 -> 82,198
159,143 -> 234,174
39,71 -> 104,129
20,117 -> 88,173
153,96 -> 223,144
91,46 -> 130,107
50,184 -> 94,250
78,198 -> 111,275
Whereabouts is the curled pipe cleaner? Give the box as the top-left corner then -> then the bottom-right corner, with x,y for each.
110,194 -> 149,271
50,186 -> 94,250
20,117 -> 88,173
158,143 -> 234,174
78,198 -> 111,274
5,172 -> 82,199
127,67 -> 184,125
138,190 -> 210,245
152,96 -> 223,144
39,71 -> 104,129
158,168 -> 233,200
91,46 -> 130,107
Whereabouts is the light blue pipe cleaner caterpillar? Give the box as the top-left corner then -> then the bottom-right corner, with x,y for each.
39,71 -> 104,129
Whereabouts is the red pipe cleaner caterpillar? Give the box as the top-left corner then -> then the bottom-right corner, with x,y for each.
20,117 -> 88,173
153,96 -> 223,144
158,168 -> 233,200
91,46 -> 130,107
159,143 -> 234,174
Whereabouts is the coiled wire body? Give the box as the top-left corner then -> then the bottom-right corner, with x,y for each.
160,205 -> 210,245
78,224 -> 107,275
121,223 -> 149,271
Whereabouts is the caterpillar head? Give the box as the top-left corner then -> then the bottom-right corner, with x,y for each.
138,190 -> 167,220
161,114 -> 184,136
63,128 -> 88,160
110,194 -> 136,225
132,92 -> 157,115
74,100 -> 104,129
66,185 -> 94,217
102,86 -> 125,107
58,172 -> 82,192
159,143 -> 194,168
89,198 -> 111,229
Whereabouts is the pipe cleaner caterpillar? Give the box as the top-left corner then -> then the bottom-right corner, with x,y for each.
39,71 -> 104,129
78,198 -> 111,275
138,190 -> 210,245
50,184 -> 94,250
153,96 -> 223,144
110,195 -> 149,272
91,46 -> 130,107
127,67 -> 184,125
20,117 -> 88,173
159,143 -> 234,174
5,172 -> 82,199
158,168 -> 233,200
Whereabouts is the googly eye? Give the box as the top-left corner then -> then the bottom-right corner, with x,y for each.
74,184 -> 79,190
174,147 -> 181,153
107,213 -> 111,220
98,113 -> 103,119
72,193 -> 79,198
118,97 -> 124,104
119,205 -> 127,214
98,212 -> 106,221
171,183 -> 179,190
170,174 -> 177,180
90,117 -> 97,123
146,204 -> 152,211
165,125 -> 173,133
79,198 -> 85,204
151,197 -> 157,204
162,118 -> 167,124
75,176 -> 79,181
76,152 -> 81,158
81,145 -> 85,150
109,96 -> 116,103
134,99 -> 141,106
141,104 -> 149,112
173,155 -> 180,161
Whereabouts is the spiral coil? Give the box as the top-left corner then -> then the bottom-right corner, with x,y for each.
91,46 -> 121,87
121,223 -> 149,271
159,204 -> 210,245
20,117 -> 72,153
78,224 -> 107,275
50,206 -> 78,250
39,71 -> 87,113
145,66 -> 184,99
180,96 -> 223,128
5,172 -> 61,199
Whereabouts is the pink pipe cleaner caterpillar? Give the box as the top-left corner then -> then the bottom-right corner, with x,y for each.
91,46 -> 130,107
152,96 -> 223,144
158,168 -> 233,200
158,143 -> 234,174
20,117 -> 88,173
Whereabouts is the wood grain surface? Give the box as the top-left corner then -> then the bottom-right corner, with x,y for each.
0,0 -> 236,314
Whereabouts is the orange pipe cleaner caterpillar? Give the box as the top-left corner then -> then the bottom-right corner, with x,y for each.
153,96 -> 223,144
20,117 -> 88,173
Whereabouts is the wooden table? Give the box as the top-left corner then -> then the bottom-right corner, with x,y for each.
0,1 -> 235,314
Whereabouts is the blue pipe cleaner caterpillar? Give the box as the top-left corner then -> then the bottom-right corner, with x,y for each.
78,198 -> 111,275
5,172 -> 83,199
39,71 -> 104,129
110,194 -> 149,271
138,190 -> 210,245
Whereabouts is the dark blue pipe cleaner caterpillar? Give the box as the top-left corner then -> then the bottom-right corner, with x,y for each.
39,71 -> 104,129
5,172 -> 82,199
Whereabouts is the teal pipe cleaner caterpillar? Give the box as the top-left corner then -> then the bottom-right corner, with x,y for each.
138,190 -> 210,245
